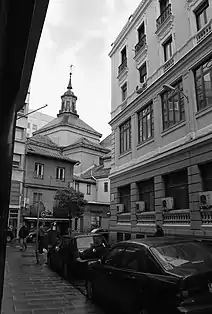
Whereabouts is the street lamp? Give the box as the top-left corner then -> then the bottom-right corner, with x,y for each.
163,84 -> 189,103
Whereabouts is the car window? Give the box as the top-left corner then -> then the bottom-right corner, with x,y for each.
76,236 -> 94,249
120,245 -> 161,274
104,246 -> 125,267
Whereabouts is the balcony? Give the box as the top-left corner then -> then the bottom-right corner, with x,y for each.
118,58 -> 127,76
163,210 -> 190,225
156,4 -> 172,30
136,211 -> 155,224
196,19 -> 212,44
201,210 -> 212,225
117,212 -> 131,223
135,35 -> 147,57
163,56 -> 174,72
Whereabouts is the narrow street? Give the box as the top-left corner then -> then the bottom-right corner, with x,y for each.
2,244 -> 104,314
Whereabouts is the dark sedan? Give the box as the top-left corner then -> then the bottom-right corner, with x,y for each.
48,233 -> 109,279
85,237 -> 212,314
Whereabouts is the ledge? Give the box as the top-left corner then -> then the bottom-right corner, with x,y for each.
137,137 -> 154,150
161,121 -> 186,137
118,149 -> 132,159
195,104 -> 212,119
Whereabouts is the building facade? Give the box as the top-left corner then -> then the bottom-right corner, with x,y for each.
109,0 -> 212,243
24,134 -> 77,217
27,110 -> 55,137
9,91 -> 30,237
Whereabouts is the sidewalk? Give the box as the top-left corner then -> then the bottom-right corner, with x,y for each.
1,244 -> 103,314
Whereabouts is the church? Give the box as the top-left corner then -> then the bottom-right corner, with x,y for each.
24,68 -> 111,231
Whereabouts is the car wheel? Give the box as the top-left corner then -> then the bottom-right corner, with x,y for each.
6,235 -> 12,243
85,279 -> 95,301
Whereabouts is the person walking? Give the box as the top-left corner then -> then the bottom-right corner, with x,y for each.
19,222 -> 29,251
38,224 -> 48,264
154,224 -> 164,237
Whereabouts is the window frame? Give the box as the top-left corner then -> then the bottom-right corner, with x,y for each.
87,184 -> 91,195
137,178 -> 155,212
56,167 -> 65,181
34,163 -> 44,179
12,154 -> 21,168
195,1 -> 209,31
138,102 -> 154,144
121,46 -> 127,64
161,79 -> 185,130
15,127 -> 24,141
33,192 -> 42,204
119,185 -> 131,213
139,62 -> 147,84
104,182 -> 108,193
121,82 -> 127,102
194,55 -> 212,111
120,119 -> 131,154
137,23 -> 145,42
163,36 -> 173,62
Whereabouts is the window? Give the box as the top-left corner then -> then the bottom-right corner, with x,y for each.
119,185 -> 131,213
161,79 -> 185,130
124,233 -> 131,240
120,119 -> 131,154
104,245 -> 125,267
195,1 -> 209,31
56,167 -> 65,181
87,184 -> 91,195
121,46 -> 127,64
163,36 -> 173,62
12,154 -> 21,168
33,192 -> 42,204
160,0 -> 169,14
121,82 -> 127,102
200,162 -> 212,191
139,62 -> 147,83
15,127 -> 24,140
194,55 -> 212,111
117,232 -> 124,242
104,182 -> 108,192
27,123 -> 31,128
75,182 -> 79,192
164,169 -> 189,210
32,124 -> 37,131
137,178 -> 155,211
137,23 -> 145,42
34,163 -> 44,179
138,102 -> 154,143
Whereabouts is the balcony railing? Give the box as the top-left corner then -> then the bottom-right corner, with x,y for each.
118,58 -> 127,76
163,56 -> 174,72
156,4 -> 172,30
137,211 -> 155,224
117,212 -> 131,223
163,210 -> 190,224
201,210 -> 212,225
135,35 -> 146,56
196,19 -> 212,44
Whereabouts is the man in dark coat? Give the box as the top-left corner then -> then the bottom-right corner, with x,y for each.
19,222 -> 29,250
154,225 -> 164,237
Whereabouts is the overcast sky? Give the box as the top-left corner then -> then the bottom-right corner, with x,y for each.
30,0 -> 141,139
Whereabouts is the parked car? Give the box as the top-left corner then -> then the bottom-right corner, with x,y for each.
85,237 -> 212,314
91,228 -> 109,242
47,233 -> 109,279
6,228 -> 14,242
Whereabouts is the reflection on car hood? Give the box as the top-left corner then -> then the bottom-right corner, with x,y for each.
167,260 -> 212,277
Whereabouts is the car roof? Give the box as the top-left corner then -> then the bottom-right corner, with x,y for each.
63,233 -> 103,239
118,237 -> 199,248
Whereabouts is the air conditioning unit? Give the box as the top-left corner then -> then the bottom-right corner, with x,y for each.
199,191 -> 212,209
161,197 -> 174,211
136,80 -> 147,94
136,201 -> 145,212
117,204 -> 124,213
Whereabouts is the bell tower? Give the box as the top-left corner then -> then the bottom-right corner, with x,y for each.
58,65 -> 78,117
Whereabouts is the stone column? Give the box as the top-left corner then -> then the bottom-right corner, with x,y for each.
188,164 -> 203,233
154,175 -> 165,226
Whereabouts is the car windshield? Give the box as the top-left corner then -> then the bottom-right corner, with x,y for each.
151,241 -> 212,271
76,236 -> 94,249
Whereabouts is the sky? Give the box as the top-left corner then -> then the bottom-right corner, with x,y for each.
30,0 -> 141,139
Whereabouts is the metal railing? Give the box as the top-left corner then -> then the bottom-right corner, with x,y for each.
201,210 -> 212,225
137,211 -> 155,224
163,210 -> 190,224
196,19 -> 212,44
135,35 -> 146,56
118,58 -> 127,75
156,4 -> 172,29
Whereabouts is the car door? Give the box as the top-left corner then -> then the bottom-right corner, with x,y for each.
92,244 -> 126,301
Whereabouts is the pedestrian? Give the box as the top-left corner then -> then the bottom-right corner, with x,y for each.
154,224 -> 164,237
38,224 -> 48,264
19,222 -> 29,251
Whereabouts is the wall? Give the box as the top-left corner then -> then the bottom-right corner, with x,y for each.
27,110 -> 54,137
76,181 -> 97,202
97,178 -> 110,203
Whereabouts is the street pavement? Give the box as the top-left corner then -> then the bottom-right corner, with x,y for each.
1,243 -> 104,314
